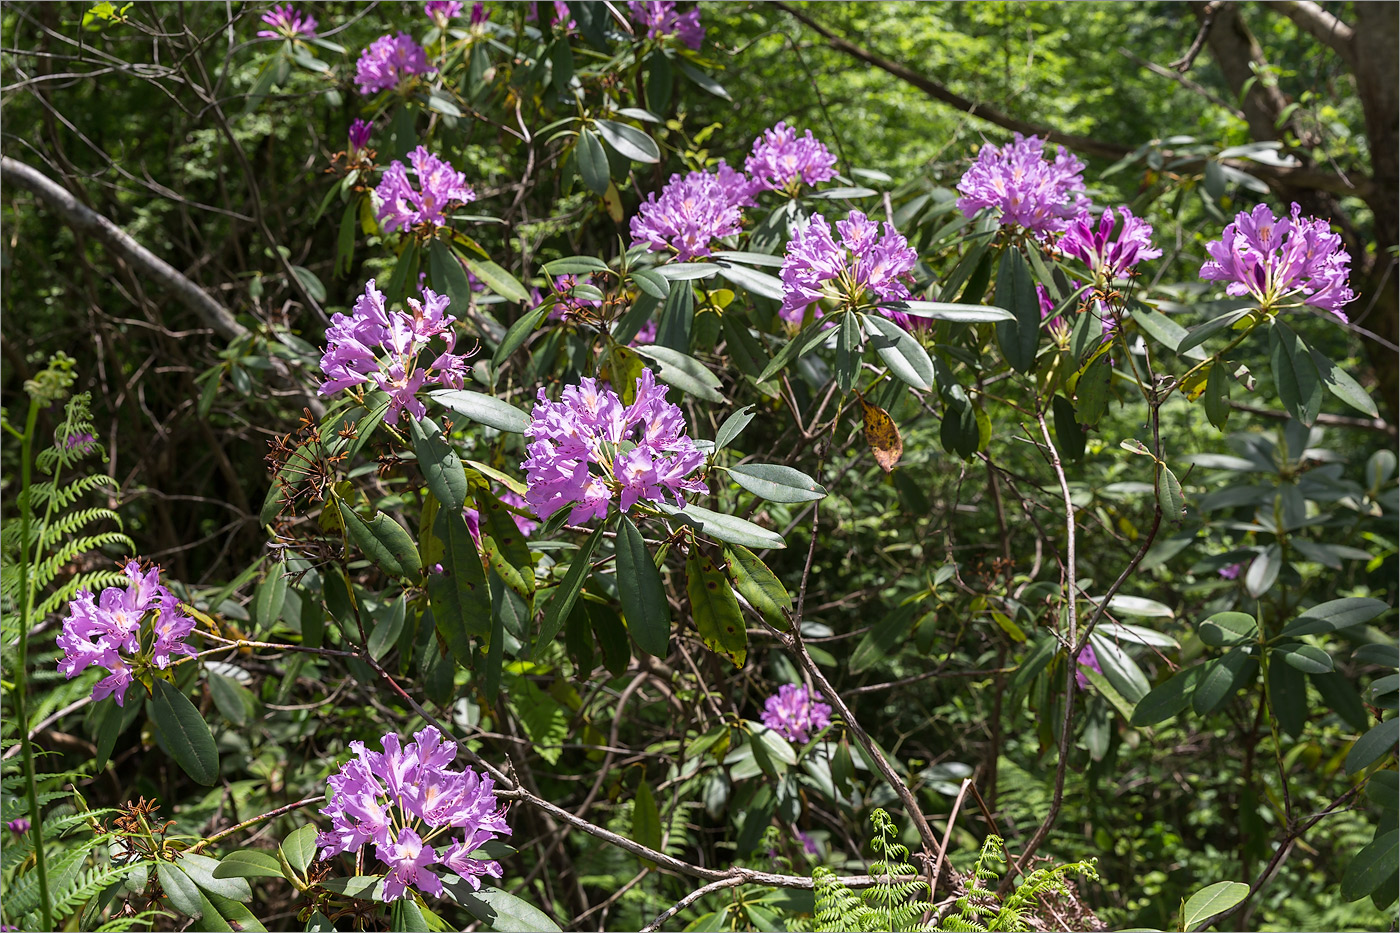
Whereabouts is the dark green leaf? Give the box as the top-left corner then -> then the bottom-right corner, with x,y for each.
1283,597 -> 1391,637
993,249 -> 1039,372
630,267 -> 671,299
442,880 -> 562,932
727,463 -> 826,503
1133,664 -> 1203,724
1311,670 -> 1373,732
615,514 -> 670,657
1204,360 -> 1231,429
723,544 -> 791,631
576,127 -> 609,194
281,824 -> 319,876
714,405 -> 756,450
252,566 -> 288,633
656,279 -> 695,351
429,389 -> 529,434
1268,659 -> 1307,738
631,779 -> 662,861
687,549 -> 747,666
1075,356 -> 1112,426
206,672 -> 251,727
1278,643 -> 1334,674
1244,545 -> 1280,598
429,507 -> 491,669
1341,830 -> 1399,901
410,415 -> 468,512
595,119 -> 660,163
534,525 -> 603,660
883,300 -> 1014,323
1177,306 -> 1252,353
862,313 -> 935,391
656,501 -> 786,549
1088,632 -> 1151,704
645,49 -> 672,113
1198,611 -> 1257,647
367,596 -> 406,661
385,239 -> 420,306
1052,395 -> 1085,461
1345,719 -> 1398,774
463,257 -> 530,304
157,862 -> 204,919
715,262 -> 784,301
341,504 -> 422,579
677,60 -> 729,99
179,852 -> 252,903
1193,647 -> 1255,715
851,604 -> 917,675
542,256 -> 609,276
1310,345 -> 1379,418
1269,320 -> 1323,426
149,680 -> 219,786
212,851 -> 284,880
633,344 -> 723,402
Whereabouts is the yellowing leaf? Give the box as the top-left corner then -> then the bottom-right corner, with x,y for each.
856,391 -> 903,473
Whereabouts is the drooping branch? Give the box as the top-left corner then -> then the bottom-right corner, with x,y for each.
2,156 -> 247,342
1260,0 -> 1356,68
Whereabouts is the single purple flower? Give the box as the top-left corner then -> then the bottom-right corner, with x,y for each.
744,122 -> 838,195
629,165 -> 749,262
1060,206 -> 1162,283
470,2 -> 490,26
956,133 -> 1089,237
761,684 -> 832,744
7,818 -> 31,835
56,561 -> 195,706
1219,562 -> 1243,581
257,4 -> 317,39
1200,202 -> 1355,321
779,210 -> 917,327
627,1 -> 704,49
797,830 -> 818,856
347,119 -> 374,157
521,369 -> 707,524
425,0 -> 465,27
356,33 -> 435,95
318,280 -> 472,424
526,0 -> 575,30
374,146 -> 475,233
1075,644 -> 1102,690
318,727 -> 510,901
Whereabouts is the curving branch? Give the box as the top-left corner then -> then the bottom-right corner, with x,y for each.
1261,0 -> 1355,68
2,156 -> 247,342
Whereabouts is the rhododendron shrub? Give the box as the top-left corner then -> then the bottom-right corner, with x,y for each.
5,4 -> 1391,933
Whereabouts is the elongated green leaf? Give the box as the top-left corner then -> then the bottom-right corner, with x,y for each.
615,514 -> 670,657
677,59 -> 729,99
1204,359 -> 1231,428
883,300 -> 1014,323
687,549 -> 746,666
150,680 -> 219,786
213,851 -> 284,880
1131,665 -> 1203,726
633,344 -> 723,402
656,277 -> 694,350
534,525 -> 603,660
1178,307 -> 1252,353
862,313 -> 935,391
1182,880 -> 1249,930
715,262 -> 784,300
1278,643 -> 1334,673
1309,346 -> 1380,417
727,463 -> 826,503
543,256 -> 609,276
1052,394 -> 1085,461
576,127 -> 609,194
320,875 -> 386,900
1198,611 -> 1257,647
474,488 -> 535,598
429,506 -> 492,670
442,880 -> 563,932
632,779 -> 662,862
428,238 -> 475,305
1282,597 -> 1391,637
1193,647 -> 1255,715
179,852 -> 252,903
1341,830 -> 1399,901
723,544 -> 791,630
341,504 -> 421,578
429,389 -> 529,433
493,305 -> 549,365
655,262 -> 721,281
630,267 -> 670,299
281,824 -> 319,875
252,567 -> 288,633
157,862 -> 204,919
410,416 -> 468,511
993,250 -> 1039,372
852,604 -> 917,675
1089,632 -> 1151,703
1268,658 -> 1307,738
714,405 -> 756,450
1346,719 -> 1399,775
207,672 -> 251,726
1269,320 -> 1322,426
595,119 -> 660,163
757,319 -> 830,383
657,501 -> 786,549
1311,670 -> 1372,732
463,257 -> 530,303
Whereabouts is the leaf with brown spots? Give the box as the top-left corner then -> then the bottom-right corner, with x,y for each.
473,487 -> 535,599
686,547 -> 747,667
856,391 -> 903,473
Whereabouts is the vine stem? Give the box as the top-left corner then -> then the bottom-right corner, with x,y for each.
12,396 -> 54,932
186,795 -> 322,855
639,876 -> 744,932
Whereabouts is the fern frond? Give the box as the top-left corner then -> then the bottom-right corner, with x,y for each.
39,507 -> 125,549
27,474 -> 119,513
32,533 -> 134,591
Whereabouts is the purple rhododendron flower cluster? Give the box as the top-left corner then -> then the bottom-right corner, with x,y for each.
1075,644 -> 1102,690
318,280 -> 471,424
356,33 -> 435,95
425,0 -> 464,27
629,165 -> 751,261
744,122 -> 838,194
522,370 -> 707,524
1060,207 -> 1162,282
956,133 -> 1089,237
761,684 -> 832,744
374,146 -> 475,233
56,561 -> 196,706
779,210 -> 917,325
1200,202 -> 1355,320
257,4 -> 317,39
627,1 -> 704,49
318,727 -> 511,901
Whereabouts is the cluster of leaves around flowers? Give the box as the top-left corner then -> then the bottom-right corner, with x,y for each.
3,2 -> 1396,932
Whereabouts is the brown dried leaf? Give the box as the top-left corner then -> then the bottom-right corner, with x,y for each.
857,392 -> 903,473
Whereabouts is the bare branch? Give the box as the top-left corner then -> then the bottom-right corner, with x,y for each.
1261,0 -> 1356,68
